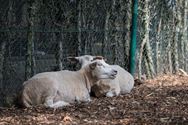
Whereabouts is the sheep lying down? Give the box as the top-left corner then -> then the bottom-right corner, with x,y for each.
67,55 -> 135,97
21,60 -> 117,108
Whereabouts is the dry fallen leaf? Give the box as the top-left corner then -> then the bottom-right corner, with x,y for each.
63,116 -> 72,122
0,74 -> 187,125
0,121 -> 9,125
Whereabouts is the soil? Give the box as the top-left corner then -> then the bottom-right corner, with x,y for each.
0,74 -> 188,125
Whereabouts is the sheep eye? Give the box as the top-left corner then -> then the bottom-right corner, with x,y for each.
98,63 -> 102,66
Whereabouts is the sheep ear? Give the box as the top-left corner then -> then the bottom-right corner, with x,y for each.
67,57 -> 79,64
89,62 -> 97,70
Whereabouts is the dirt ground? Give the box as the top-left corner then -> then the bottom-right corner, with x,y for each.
0,74 -> 188,125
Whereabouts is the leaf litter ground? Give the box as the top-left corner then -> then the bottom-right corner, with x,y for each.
0,74 -> 188,125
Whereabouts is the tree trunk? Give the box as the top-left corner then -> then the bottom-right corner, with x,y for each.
55,29 -> 63,71
177,0 -> 184,69
143,54 -> 150,78
183,0 -> 188,71
1,0 -> 14,91
102,11 -> 110,56
25,0 -> 36,80
88,20 -> 94,55
82,1 -> 87,55
111,0 -> 118,64
77,0 -> 82,56
144,40 -> 155,78
155,15 -> 162,74
121,0 -> 132,68
0,42 -> 6,89
171,5 -> 179,73
167,29 -> 173,73
138,0 -> 150,79
112,44 -> 116,64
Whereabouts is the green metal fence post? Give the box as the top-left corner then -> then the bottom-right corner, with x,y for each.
129,0 -> 138,75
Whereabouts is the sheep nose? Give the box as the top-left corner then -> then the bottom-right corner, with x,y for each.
113,70 -> 118,75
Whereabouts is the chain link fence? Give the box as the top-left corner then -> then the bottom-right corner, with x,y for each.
0,0 -> 187,107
